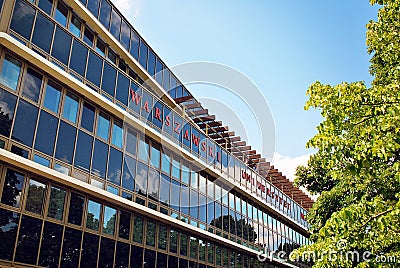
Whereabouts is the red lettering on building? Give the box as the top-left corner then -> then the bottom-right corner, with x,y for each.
165,115 -> 171,126
208,146 -> 214,157
142,101 -> 150,113
174,122 -> 181,134
154,107 -> 162,121
129,88 -> 142,105
192,134 -> 200,146
201,141 -> 206,151
183,129 -> 189,140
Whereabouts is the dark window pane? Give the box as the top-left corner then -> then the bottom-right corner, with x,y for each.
97,112 -> 110,140
55,1 -> 68,27
81,102 -> 95,132
80,232 -> 99,268
38,0 -> 53,15
22,67 -> 43,102
131,245 -> 143,268
180,233 -> 188,256
68,192 -> 85,225
14,215 -> 42,264
52,26 -> 72,65
55,121 -> 76,163
96,38 -> 106,57
74,130 -> 93,171
144,249 -> 156,268
11,145 -> 28,158
136,161 -> 148,196
158,225 -> 167,250
0,208 -> 19,260
102,62 -> 116,96
32,12 -> 54,53
116,72 -> 129,105
179,259 -> 188,268
108,147 -> 122,185
44,80 -> 61,113
110,8 -> 121,40
170,229 -> 177,253
118,210 -> 131,240
70,15 -> 81,37
99,0 -> 111,29
12,99 -> 38,146
148,168 -> 159,200
63,92 -> 79,123
0,54 -> 21,91
133,216 -> 143,243
103,206 -> 116,235
70,40 -> 88,76
48,186 -> 66,220
159,174 -> 170,206
146,221 -> 156,247
121,20 -> 130,50
87,0 -> 100,16
98,237 -> 115,267
170,179 -> 180,211
35,111 -> 58,155
10,0 -> 35,40
83,28 -> 94,47
157,252 -> 167,267
155,58 -> 163,86
60,228 -> 82,268
38,221 -> 63,268
122,155 -> 135,191
169,256 -> 178,268
115,241 -> 130,268
86,51 -> 102,87
86,199 -> 101,230
91,139 -> 108,177
130,30 -> 139,60
25,178 -> 46,214
139,41 -> 148,69
0,88 -> 17,137
147,51 -> 156,76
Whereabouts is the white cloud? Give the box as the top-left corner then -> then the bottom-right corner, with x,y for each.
113,0 -> 141,21
271,152 -> 319,201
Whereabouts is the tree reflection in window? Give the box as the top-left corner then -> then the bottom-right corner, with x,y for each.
1,169 -> 25,208
25,178 -> 46,214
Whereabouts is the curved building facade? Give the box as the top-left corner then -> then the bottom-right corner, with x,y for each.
0,0 -> 313,267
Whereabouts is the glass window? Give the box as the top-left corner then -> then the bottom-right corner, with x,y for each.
180,233 -> 188,256
118,210 -> 131,239
146,221 -> 156,247
38,222 -> 63,267
60,228 -> 82,267
199,174 -> 206,195
91,139 -> 108,178
122,154 -> 135,191
22,67 -> 43,102
102,62 -> 116,96
54,163 -> 69,175
138,138 -> 149,162
158,225 -> 167,250
0,88 -> 17,137
159,174 -> 170,206
170,179 -> 180,212
32,12 -> 54,53
110,8 -> 121,40
55,1 -> 68,27
97,112 -> 110,140
70,14 -> 81,37
130,30 -> 139,60
38,0 -> 53,15
86,200 -> 101,230
44,80 -> 61,113
10,0 -> 35,40
121,20 -> 130,50
1,169 -> 25,208
96,38 -> 106,57
52,26 -> 72,65
115,241 -> 130,268
147,50 -> 156,76
107,147 -> 122,185
108,50 -> 117,65
55,121 -> 76,163
126,128 -> 137,155
0,54 -> 21,91
80,232 -> 99,267
14,215 -> 42,264
170,229 -> 178,253
155,58 -> 163,86
116,71 -> 129,105
25,178 -> 46,214
74,130 -> 93,171
190,190 -> 198,219
86,51 -> 102,87
99,0 -> 111,28
133,216 -> 144,243
70,40 -> 88,76
63,92 -> 79,123
148,168 -> 160,200
112,120 -> 123,148
0,208 -> 19,260
12,99 -> 38,147
47,186 -> 66,220
182,164 -> 190,185
181,185 -> 189,215
131,245 -> 143,268
87,0 -> 100,16
139,40 -> 148,69
81,102 -> 95,132
172,158 -> 180,179
83,28 -> 94,47
150,144 -> 160,169
68,192 -> 85,225
161,151 -> 170,174
136,161 -> 148,196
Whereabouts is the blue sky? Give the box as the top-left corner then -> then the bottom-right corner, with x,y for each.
113,0 -> 379,181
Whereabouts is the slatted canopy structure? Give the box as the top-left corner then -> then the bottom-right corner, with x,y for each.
173,96 -> 315,211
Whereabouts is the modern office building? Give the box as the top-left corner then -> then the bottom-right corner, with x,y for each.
0,0 -> 314,267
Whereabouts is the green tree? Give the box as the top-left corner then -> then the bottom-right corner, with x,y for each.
293,1 -> 400,267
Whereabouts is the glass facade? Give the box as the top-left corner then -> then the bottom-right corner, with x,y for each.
0,0 -> 312,267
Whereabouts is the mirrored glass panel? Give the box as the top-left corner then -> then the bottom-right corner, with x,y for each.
0,54 -> 21,91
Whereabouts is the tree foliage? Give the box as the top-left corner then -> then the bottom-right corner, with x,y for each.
293,1 -> 400,267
